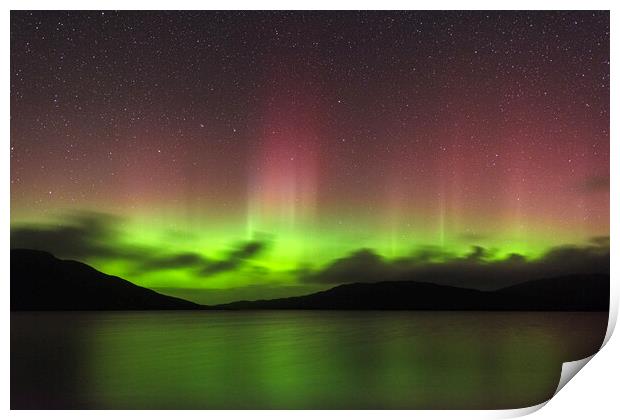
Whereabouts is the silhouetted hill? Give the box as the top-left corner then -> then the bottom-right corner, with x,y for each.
216,274 -> 609,311
493,273 -> 609,310
217,281 -> 488,310
11,249 -> 609,311
11,249 -> 202,310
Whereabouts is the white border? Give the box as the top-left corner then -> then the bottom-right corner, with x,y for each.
3,2 -> 617,419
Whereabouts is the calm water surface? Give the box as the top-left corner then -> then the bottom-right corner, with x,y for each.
11,311 -> 607,409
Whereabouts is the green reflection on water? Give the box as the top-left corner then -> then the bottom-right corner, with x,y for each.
11,311 -> 607,409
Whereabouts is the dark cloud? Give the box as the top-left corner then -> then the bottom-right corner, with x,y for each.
199,240 -> 267,276
298,249 -> 387,284
576,175 -> 610,193
10,211 -> 139,260
138,252 -> 209,271
11,212 -> 269,278
407,246 -> 456,263
590,235 -> 610,247
300,239 -> 609,290
465,245 -> 489,261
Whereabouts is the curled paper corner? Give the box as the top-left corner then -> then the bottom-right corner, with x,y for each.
549,305 -> 616,400
494,349 -> 608,418
491,358 -> 591,419
516,300 -> 619,416
553,355 -> 595,397
511,354 -> 598,417
496,401 -> 548,418
601,300 -> 618,348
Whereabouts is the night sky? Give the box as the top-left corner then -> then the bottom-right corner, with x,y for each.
10,11 -> 609,304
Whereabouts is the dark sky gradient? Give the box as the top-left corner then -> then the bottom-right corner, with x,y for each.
10,11 -> 609,303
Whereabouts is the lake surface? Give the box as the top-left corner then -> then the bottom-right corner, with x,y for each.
11,311 -> 607,409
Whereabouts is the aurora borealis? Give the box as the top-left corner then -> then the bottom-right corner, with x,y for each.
10,11 -> 609,304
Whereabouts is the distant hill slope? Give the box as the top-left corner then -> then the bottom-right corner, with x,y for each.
216,274 -> 609,311
11,249 -> 202,310
493,273 -> 610,310
11,249 -> 609,311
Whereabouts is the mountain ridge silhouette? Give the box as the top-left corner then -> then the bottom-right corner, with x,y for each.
11,249 -> 202,310
11,249 -> 609,311
214,274 -> 609,311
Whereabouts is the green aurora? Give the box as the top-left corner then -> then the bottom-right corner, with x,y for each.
10,209 -> 609,304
